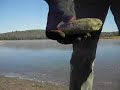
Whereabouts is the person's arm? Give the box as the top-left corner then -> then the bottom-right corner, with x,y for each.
45,0 -> 75,40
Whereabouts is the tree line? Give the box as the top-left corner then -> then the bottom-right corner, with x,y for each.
0,30 -> 119,40
0,30 -> 47,40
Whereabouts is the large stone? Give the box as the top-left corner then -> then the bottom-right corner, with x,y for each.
57,18 -> 102,37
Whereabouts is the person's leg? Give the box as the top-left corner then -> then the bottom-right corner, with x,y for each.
70,0 -> 111,90
110,0 -> 120,35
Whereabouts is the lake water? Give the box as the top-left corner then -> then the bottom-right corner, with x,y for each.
0,40 -> 120,89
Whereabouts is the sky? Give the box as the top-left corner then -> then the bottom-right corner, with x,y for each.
0,0 -> 119,33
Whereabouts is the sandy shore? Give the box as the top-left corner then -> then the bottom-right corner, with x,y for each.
0,77 -> 68,90
1,76 -> 120,90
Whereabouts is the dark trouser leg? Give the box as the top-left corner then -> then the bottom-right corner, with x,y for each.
110,0 -> 120,35
69,0 -> 110,90
70,38 -> 100,90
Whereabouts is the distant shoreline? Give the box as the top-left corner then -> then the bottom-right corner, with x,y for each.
0,36 -> 120,41
100,36 -> 120,39
0,30 -> 119,40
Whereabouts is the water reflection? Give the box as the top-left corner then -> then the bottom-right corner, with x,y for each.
0,40 -> 72,50
0,39 -> 120,87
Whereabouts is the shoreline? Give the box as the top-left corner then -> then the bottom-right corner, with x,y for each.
0,36 -> 120,41
100,36 -> 120,39
0,76 -> 68,90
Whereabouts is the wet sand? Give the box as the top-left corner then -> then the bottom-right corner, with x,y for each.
0,76 -> 68,90
1,75 -> 120,90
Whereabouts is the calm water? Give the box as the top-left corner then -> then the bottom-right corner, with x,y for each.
0,40 -> 120,88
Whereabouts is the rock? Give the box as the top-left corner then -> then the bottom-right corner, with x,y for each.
59,18 -> 102,31
54,18 -> 102,38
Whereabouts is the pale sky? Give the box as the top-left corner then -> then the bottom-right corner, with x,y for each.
0,0 -> 118,33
